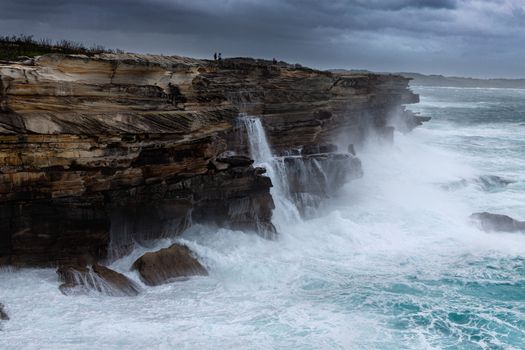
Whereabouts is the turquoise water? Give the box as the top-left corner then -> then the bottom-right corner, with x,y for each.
393,86 -> 525,349
1,86 -> 524,349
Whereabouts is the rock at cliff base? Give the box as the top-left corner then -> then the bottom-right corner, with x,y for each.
470,212 -> 525,233
91,264 -> 141,296
216,153 -> 254,167
281,152 -> 362,216
57,264 -> 140,296
132,244 -> 208,286
0,303 -> 9,320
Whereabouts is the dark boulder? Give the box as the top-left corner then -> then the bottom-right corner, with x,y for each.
91,264 -> 141,296
0,303 -> 8,320
216,152 -> 254,167
57,264 -> 140,296
254,167 -> 267,175
131,244 -> 208,286
470,212 -> 525,233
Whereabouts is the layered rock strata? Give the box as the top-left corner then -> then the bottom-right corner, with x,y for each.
0,53 -> 420,266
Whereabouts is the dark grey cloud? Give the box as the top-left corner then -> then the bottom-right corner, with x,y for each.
353,0 -> 458,10
0,0 -> 524,77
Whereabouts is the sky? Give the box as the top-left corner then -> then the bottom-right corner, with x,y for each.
1,0 -> 524,78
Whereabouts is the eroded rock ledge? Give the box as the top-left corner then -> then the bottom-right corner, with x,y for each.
0,53 -> 421,266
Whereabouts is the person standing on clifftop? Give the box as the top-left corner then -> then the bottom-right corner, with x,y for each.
213,52 -> 217,60
218,52 -> 222,60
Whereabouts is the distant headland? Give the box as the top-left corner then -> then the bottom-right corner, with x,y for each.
398,72 -> 525,89
331,69 -> 525,89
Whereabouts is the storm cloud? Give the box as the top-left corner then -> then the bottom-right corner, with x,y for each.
1,0 -> 524,77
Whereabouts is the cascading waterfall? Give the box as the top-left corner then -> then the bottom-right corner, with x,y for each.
239,116 -> 302,229
239,114 -> 361,223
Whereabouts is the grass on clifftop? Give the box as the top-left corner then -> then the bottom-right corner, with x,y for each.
0,34 -> 122,61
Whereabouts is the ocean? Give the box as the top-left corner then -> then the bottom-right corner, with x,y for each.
1,86 -> 524,349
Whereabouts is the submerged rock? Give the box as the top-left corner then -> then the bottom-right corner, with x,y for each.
470,212 -> 525,233
475,175 -> 515,191
441,175 -> 514,192
0,303 -> 8,320
132,244 -> 208,286
57,264 -> 140,296
440,178 -> 468,191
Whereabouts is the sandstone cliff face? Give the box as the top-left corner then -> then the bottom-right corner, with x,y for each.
0,53 -> 420,266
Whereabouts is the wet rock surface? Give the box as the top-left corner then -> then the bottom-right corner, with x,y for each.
132,244 -> 208,286
281,152 -> 363,216
471,212 -> 525,233
57,264 -> 140,296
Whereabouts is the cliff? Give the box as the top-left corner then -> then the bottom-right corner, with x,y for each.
0,53 -> 420,266
400,72 -> 525,89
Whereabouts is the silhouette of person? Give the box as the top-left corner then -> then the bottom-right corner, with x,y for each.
273,58 -> 277,64
214,52 -> 217,60
218,52 -> 222,61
